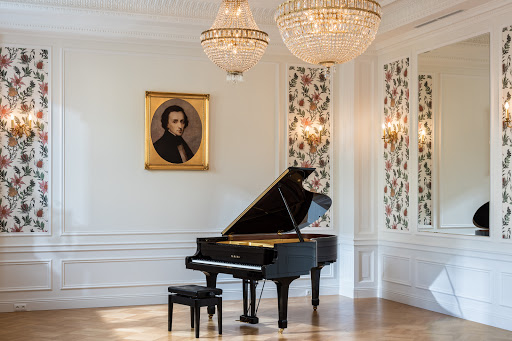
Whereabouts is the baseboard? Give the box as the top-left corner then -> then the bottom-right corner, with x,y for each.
381,289 -> 512,332
354,288 -> 378,298
0,282 -> 340,312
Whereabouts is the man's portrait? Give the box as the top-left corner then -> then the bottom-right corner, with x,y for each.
145,92 -> 209,170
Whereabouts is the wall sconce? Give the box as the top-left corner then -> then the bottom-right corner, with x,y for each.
10,114 -> 33,138
305,125 -> 322,146
505,102 -> 512,128
419,129 -> 426,145
382,122 -> 399,144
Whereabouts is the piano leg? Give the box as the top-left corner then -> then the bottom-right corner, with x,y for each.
203,271 -> 218,317
240,279 -> 259,324
274,276 -> 299,331
311,265 -> 324,310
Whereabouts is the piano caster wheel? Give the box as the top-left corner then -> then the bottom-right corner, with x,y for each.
313,306 -> 317,311
208,314 -> 213,320
278,328 -> 284,334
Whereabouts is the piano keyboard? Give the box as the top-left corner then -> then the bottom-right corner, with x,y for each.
190,259 -> 262,271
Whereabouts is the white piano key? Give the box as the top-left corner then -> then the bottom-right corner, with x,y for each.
190,259 -> 262,271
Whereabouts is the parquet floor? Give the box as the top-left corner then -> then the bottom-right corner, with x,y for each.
0,296 -> 511,341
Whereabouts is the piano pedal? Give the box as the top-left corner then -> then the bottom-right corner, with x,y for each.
209,314 -> 213,320
313,306 -> 318,311
278,328 -> 284,334
239,315 -> 259,324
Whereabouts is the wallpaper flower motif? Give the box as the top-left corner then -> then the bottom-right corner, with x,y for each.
288,66 -> 331,228
383,58 -> 409,231
418,75 -> 433,226
0,47 -> 49,234
502,27 -> 512,239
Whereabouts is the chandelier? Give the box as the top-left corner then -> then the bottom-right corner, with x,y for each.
275,0 -> 381,70
201,0 -> 269,83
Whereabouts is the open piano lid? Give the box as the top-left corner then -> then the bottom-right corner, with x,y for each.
222,167 -> 332,236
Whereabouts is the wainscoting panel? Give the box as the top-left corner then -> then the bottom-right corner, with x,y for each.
0,260 -> 51,292
382,254 -> 411,286
61,257 -> 204,289
358,250 -> 375,283
415,259 -> 491,303
501,272 -> 512,308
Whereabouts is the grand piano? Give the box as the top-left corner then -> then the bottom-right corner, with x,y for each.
185,167 -> 337,332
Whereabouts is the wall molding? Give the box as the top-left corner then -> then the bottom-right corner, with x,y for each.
379,239 -> 512,261
0,241 -> 197,253
500,272 -> 512,308
381,254 -> 412,286
414,258 -> 492,303
61,256 -> 190,289
0,260 -> 52,292
381,288 -> 512,332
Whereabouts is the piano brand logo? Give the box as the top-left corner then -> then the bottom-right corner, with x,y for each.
231,254 -> 241,259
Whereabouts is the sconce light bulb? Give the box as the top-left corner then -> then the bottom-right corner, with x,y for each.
387,122 -> 391,128
506,102 -> 510,110
28,114 -> 32,121
11,114 -> 14,120
305,126 -> 310,131
382,124 -> 385,129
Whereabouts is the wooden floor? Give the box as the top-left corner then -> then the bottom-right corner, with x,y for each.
0,296 -> 511,340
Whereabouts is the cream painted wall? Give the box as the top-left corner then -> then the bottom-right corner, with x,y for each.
0,25 -> 339,312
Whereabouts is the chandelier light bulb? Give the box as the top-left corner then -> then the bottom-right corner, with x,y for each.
201,0 -> 269,83
275,0 -> 382,70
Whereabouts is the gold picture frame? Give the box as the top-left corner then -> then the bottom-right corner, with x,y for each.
145,91 -> 209,170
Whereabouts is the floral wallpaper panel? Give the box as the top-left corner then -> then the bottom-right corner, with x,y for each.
288,66 -> 331,228
383,58 -> 410,231
0,47 -> 50,233
418,75 -> 433,226
502,26 -> 512,239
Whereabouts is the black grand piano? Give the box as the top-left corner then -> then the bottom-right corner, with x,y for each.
185,167 -> 337,332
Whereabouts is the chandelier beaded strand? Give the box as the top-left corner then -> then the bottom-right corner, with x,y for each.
201,0 -> 269,83
275,0 -> 381,70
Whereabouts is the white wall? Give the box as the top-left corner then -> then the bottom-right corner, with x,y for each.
0,13 -> 340,311
374,1 -> 512,331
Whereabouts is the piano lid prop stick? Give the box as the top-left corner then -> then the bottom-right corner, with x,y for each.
277,184 -> 305,242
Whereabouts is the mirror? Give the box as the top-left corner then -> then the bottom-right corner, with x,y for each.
417,33 -> 490,236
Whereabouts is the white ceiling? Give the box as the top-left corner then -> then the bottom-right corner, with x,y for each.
0,0 -> 490,31
0,0 -> 501,47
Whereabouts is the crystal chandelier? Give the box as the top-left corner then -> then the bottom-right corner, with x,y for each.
201,0 -> 269,83
275,0 -> 381,71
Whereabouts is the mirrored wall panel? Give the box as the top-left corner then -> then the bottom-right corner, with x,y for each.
417,33 -> 490,236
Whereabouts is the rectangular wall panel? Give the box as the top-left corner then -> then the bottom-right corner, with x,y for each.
382,254 -> 411,286
416,259 -> 491,303
501,272 -> 512,308
359,250 -> 375,283
0,260 -> 51,292
62,257 -> 203,289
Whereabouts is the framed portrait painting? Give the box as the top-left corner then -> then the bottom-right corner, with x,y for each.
145,91 -> 209,170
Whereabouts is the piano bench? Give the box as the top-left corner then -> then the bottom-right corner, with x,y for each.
168,285 -> 222,338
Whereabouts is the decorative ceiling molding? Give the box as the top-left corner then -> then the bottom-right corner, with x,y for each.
378,0 -> 468,34
0,0 -> 500,50
0,0 -> 277,25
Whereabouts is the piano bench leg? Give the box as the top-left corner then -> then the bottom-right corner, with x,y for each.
168,295 -> 173,331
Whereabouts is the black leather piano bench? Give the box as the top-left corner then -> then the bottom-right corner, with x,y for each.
168,285 -> 222,338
